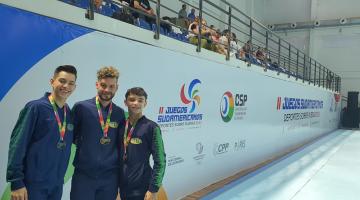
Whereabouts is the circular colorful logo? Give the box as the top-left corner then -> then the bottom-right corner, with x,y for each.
220,91 -> 234,122
180,79 -> 201,113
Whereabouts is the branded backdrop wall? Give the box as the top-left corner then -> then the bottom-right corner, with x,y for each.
0,4 -> 340,200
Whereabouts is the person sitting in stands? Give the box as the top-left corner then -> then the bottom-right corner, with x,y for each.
111,0 -> 135,24
132,0 -> 155,25
211,29 -> 226,55
255,47 -> 266,65
230,33 -> 241,58
188,17 -> 211,50
219,30 -> 240,57
188,8 -> 196,22
241,40 -> 252,61
271,61 -> 279,68
94,0 -> 114,16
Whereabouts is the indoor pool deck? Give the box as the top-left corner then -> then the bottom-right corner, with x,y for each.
201,129 -> 360,200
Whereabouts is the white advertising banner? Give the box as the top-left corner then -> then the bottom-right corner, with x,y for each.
0,5 -> 340,200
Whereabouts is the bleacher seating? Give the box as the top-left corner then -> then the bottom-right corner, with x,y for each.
57,0 -> 305,79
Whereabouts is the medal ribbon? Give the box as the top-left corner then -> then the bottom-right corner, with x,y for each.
48,95 -> 67,141
95,96 -> 113,138
123,119 -> 137,160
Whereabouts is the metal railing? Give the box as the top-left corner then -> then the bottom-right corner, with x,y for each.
62,0 -> 340,92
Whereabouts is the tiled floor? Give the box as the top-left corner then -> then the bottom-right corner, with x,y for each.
201,129 -> 360,200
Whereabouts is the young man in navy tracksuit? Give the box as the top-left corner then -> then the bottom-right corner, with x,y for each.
6,65 -> 77,200
120,87 -> 166,200
70,66 -> 125,200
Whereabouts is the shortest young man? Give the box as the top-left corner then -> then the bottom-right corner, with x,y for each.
6,65 -> 77,200
120,87 -> 166,200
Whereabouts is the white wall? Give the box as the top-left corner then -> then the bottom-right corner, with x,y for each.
260,0 -> 360,98
263,0 -> 311,24
310,26 -> 360,96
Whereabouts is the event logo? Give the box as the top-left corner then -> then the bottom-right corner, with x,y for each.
220,91 -> 248,122
157,79 -> 203,132
277,97 -> 322,127
180,79 -> 201,113
277,97 -> 323,110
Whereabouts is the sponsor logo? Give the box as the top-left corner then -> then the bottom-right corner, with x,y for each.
220,91 -> 248,122
196,142 -> 203,154
193,142 -> 206,164
220,92 -> 234,122
213,142 -> 230,156
234,139 -> 246,151
157,79 -> 203,132
109,121 -> 118,128
167,155 -> 185,166
130,138 -> 142,144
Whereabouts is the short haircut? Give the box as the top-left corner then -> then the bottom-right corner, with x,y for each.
54,65 -> 77,79
97,66 -> 119,80
125,87 -> 148,100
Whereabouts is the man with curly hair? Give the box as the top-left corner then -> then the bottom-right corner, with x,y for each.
70,66 -> 125,200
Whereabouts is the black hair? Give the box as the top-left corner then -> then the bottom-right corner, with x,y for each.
125,87 -> 148,100
54,65 -> 77,79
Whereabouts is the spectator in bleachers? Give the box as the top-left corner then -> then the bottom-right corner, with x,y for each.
176,4 -> 189,30
188,17 -> 211,49
230,33 -> 241,58
240,40 -> 252,60
271,61 -> 279,68
111,0 -> 135,24
255,47 -> 264,60
132,0 -> 155,25
219,30 -> 240,57
188,8 -> 196,22
94,0 -> 114,16
255,47 -> 266,66
211,29 -> 226,55
264,48 -> 270,62
178,4 -> 187,19
133,0 -> 155,16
